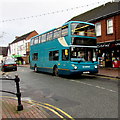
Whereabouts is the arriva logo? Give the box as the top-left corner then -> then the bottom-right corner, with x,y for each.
82,66 -> 90,68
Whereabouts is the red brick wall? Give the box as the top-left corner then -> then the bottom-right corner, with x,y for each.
93,14 -> 120,43
115,14 -> 120,40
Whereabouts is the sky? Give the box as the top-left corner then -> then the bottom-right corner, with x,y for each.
0,0 -> 112,46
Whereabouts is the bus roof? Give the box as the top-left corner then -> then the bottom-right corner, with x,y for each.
31,21 -> 95,39
63,21 -> 95,26
31,28 -> 56,39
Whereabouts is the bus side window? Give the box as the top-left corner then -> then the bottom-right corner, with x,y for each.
30,39 -> 33,45
32,38 -> 35,45
49,51 -> 59,61
34,37 -> 39,44
53,28 -> 61,39
41,34 -> 47,43
62,25 -> 68,37
39,36 -> 41,43
62,49 -> 69,61
47,31 -> 53,41
32,53 -> 38,61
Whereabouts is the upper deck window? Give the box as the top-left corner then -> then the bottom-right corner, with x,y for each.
47,31 -> 53,41
62,25 -> 68,37
71,23 -> 95,37
38,36 -> 41,43
34,37 -> 39,44
30,39 -> 34,45
41,34 -> 47,43
53,28 -> 61,39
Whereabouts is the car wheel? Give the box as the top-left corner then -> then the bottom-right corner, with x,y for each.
14,68 -> 17,71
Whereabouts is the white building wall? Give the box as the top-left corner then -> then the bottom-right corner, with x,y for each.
8,39 -> 31,57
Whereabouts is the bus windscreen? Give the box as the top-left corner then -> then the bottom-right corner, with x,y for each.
71,23 -> 96,37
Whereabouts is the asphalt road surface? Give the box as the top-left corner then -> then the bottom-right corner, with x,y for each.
1,66 -> 119,118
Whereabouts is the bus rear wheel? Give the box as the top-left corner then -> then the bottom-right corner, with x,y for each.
34,66 -> 38,72
53,66 -> 59,76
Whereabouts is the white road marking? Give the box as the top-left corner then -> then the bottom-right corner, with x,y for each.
70,80 -> 117,93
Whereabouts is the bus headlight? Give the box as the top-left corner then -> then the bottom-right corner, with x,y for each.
94,65 -> 98,69
74,66 -> 78,70
72,64 -> 78,70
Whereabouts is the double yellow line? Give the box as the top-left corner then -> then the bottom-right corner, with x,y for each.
0,96 -> 75,120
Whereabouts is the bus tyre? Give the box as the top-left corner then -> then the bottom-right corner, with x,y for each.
53,66 -> 59,76
34,66 -> 38,72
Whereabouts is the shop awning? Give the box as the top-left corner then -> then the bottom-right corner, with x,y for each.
11,55 -> 22,58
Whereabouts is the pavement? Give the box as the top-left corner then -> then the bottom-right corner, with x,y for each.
1,96 -> 73,119
1,97 -> 50,119
98,67 -> 120,78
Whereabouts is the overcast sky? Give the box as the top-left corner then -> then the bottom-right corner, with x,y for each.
0,0 -> 112,46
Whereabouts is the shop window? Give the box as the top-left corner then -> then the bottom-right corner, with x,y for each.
107,19 -> 113,34
95,22 -> 101,36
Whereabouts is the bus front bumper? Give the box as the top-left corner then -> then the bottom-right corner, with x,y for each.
59,69 -> 98,76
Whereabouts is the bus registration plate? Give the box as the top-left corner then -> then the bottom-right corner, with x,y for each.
83,71 -> 90,74
82,66 -> 90,68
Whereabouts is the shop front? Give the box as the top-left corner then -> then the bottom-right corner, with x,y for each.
97,40 -> 120,68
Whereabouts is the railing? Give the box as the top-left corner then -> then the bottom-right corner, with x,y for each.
0,73 -> 23,111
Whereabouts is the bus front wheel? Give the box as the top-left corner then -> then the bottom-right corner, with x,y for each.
53,66 -> 59,76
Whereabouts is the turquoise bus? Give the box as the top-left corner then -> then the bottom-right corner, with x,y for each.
30,21 -> 98,76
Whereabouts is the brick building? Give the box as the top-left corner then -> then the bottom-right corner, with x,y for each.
8,30 -> 38,64
69,1 -> 120,68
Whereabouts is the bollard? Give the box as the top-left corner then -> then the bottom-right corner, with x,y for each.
14,75 -> 23,111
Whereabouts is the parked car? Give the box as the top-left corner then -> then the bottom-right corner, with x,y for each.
1,59 -> 17,72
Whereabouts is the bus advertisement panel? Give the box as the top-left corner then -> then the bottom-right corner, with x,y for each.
30,21 -> 98,76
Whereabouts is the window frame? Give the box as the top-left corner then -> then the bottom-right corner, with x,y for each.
107,19 -> 113,35
95,22 -> 101,37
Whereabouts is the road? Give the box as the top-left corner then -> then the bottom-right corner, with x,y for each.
1,66 -> 119,118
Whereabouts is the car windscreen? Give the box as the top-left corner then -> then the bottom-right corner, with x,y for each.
4,59 -> 16,64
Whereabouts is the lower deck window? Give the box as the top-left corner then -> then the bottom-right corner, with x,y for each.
49,50 -> 59,61
62,49 -> 69,61
32,53 -> 38,61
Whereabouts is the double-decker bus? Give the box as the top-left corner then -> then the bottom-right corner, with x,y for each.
30,21 -> 98,76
